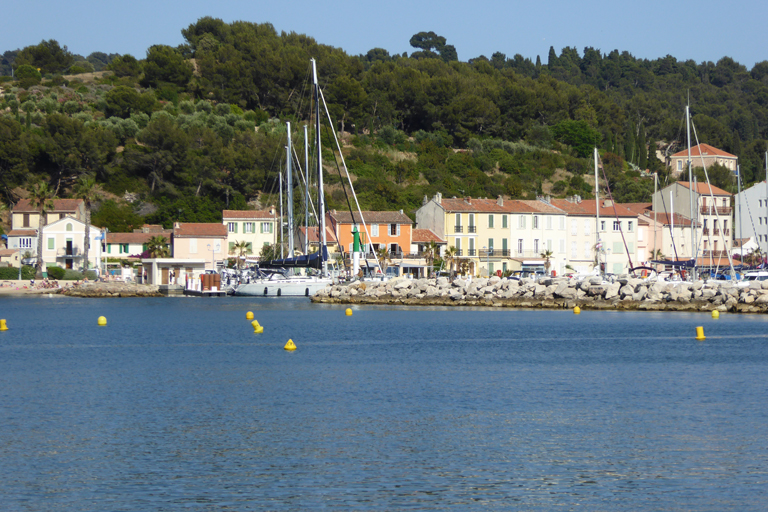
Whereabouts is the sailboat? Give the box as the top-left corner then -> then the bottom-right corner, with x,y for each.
234,59 -> 335,297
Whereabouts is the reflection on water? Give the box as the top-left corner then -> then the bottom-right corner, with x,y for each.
1,296 -> 768,510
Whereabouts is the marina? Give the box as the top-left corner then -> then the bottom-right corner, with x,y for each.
1,296 -> 768,510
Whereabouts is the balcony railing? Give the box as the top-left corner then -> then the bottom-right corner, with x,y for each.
702,228 -> 710,235
467,226 -> 477,233
479,249 -> 512,258
714,229 -> 721,236
467,249 -> 476,256
454,226 -> 463,233
56,247 -> 83,258
702,250 -> 731,258
700,206 -> 732,215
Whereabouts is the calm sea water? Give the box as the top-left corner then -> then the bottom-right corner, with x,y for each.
1,296 -> 767,511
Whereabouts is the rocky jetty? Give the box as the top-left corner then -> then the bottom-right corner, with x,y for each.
61,281 -> 163,298
312,275 -> 768,314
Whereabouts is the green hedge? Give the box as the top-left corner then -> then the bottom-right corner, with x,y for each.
46,266 -> 66,279
60,269 -> 98,281
0,266 -> 35,280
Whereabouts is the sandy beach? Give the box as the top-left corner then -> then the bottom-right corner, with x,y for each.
0,280 -> 76,296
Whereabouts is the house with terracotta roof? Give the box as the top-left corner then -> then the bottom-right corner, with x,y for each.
105,232 -> 168,258
652,181 -> 732,258
172,222 -> 228,270
669,144 -> 737,176
7,198 -> 86,265
297,226 -> 339,256
328,209 -> 413,257
39,216 -> 104,271
508,198 -> 569,276
550,197 -> 640,275
222,208 -> 277,261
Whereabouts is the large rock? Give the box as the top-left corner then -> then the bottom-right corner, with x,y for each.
603,282 -> 621,300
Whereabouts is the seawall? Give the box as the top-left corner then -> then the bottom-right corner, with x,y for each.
311,275 -> 768,314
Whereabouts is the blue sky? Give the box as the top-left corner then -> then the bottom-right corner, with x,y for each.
4,0 -> 767,69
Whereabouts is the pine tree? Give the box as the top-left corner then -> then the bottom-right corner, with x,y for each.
547,46 -> 558,69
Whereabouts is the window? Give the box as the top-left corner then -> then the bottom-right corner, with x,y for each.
559,239 -> 565,254
47,237 -> 54,250
389,223 -> 400,236
559,217 -> 565,230
677,160 -> 682,171
638,227 -> 644,242
546,239 -> 552,251
584,220 -> 591,236
371,224 -> 379,237
502,215 -> 508,228
613,220 -> 621,231
229,242 -> 235,252
489,262 -> 494,274
627,221 -> 633,232
546,216 -> 553,230
600,220 -> 605,232
468,214 -> 475,230
190,239 -> 197,254
584,241 -> 591,259
613,242 -> 623,254
571,241 -> 578,259
122,244 -> 129,254
517,239 -> 523,255
502,238 -> 508,253
533,239 -> 539,253
571,220 -> 578,236
66,223 -> 73,232
260,222 -> 273,234
488,215 -> 494,228
518,215 -> 526,229
488,238 -> 494,252
503,263 -> 507,272
23,213 -> 30,228
228,222 -> 237,233
244,222 -> 255,234
20,238 -> 33,248
455,213 -> 462,227
533,216 -> 539,229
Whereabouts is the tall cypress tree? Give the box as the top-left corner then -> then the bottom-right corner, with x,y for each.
547,46 -> 558,69
637,123 -> 647,169
624,120 -> 635,164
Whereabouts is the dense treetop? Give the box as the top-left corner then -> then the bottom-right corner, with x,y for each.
1,17 -> 767,234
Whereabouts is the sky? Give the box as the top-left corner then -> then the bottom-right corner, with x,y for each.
3,0 -> 767,69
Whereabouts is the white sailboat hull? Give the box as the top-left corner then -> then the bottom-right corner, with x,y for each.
233,276 -> 333,297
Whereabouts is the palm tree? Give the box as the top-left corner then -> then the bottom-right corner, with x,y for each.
423,240 -> 438,277
749,247 -> 764,267
28,182 -> 56,278
443,245 -> 458,279
230,240 -> 252,268
73,174 -> 99,273
376,246 -> 392,275
540,248 -> 554,276
146,235 -> 170,258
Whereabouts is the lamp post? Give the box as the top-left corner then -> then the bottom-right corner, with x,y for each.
14,244 -> 21,280
207,243 -> 220,272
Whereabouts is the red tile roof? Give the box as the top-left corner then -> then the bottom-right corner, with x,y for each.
676,181 -> 730,196
436,197 -> 509,213
7,229 -> 37,236
298,226 -> 337,244
620,203 -> 653,215
412,229 -> 446,244
329,210 -> 412,224
222,209 -> 276,220
13,198 -> 83,212
549,198 -> 638,218
173,223 -> 227,237
0,249 -> 18,257
107,232 -> 163,244
670,143 -> 736,159
516,200 -> 565,214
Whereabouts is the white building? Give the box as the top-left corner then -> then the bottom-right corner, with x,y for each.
734,181 -> 768,254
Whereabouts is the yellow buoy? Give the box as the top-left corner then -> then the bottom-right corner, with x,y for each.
0,319 -> 8,331
97,316 -> 107,326
246,311 -> 254,320
284,339 -> 296,351
695,326 -> 706,340
345,308 -> 353,316
573,306 -> 581,315
711,310 -> 720,319
251,320 -> 263,333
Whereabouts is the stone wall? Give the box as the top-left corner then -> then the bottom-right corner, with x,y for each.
312,276 -> 768,314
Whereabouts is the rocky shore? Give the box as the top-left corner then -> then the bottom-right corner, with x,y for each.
60,281 -> 163,298
312,275 -> 768,313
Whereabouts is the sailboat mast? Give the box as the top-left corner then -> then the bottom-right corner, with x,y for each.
594,147 -> 601,275
313,59 -> 328,277
737,164 -> 741,261
286,122 -> 294,264
765,151 -> 767,258
686,103 -> 696,279
279,170 -> 284,259
654,172 -> 658,263
304,124 -> 310,254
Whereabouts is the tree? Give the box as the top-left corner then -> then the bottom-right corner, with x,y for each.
376,246 -> 391,274
145,235 -> 170,258
15,40 -> 74,74
260,243 -> 280,262
107,54 -> 142,77
72,175 -> 99,272
28,182 -> 55,278
104,86 -> 156,118
444,245 -> 458,279
230,240 -> 252,268
140,45 -> 193,89
551,120 -> 601,158
423,240 -> 439,276
540,248 -> 554,275
409,31 -> 457,62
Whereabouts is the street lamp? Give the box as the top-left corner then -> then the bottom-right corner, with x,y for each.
207,243 -> 220,272
13,244 -> 21,280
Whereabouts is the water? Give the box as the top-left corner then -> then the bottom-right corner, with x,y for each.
1,296 -> 768,510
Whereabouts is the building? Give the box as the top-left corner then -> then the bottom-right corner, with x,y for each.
550,197 -> 640,275
652,181 -> 732,259
669,143 -> 737,176
105,232 -> 161,258
733,181 -> 768,254
172,223 -> 228,271
328,210 -> 413,257
40,216 -> 103,270
222,208 -> 277,260
7,198 -> 86,262
508,199 -> 568,276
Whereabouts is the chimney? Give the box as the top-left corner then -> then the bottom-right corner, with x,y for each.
423,195 -> 429,206
434,192 -> 442,204
399,209 -> 403,214
603,200 -> 613,208
497,195 -> 503,206
269,205 -> 275,215
173,221 -> 181,230
464,197 -> 471,205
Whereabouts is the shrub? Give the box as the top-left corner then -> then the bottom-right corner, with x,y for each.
0,266 -> 35,280
62,269 -> 85,280
46,266 -> 66,279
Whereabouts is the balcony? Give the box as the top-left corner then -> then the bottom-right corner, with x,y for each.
700,206 -> 732,215
702,228 -> 710,235
456,249 -> 463,256
513,250 -> 548,258
56,247 -> 83,258
467,226 -> 477,233
467,249 -> 476,256
702,250 -> 731,258
454,225 -> 463,233
714,229 -> 721,236
479,249 -> 512,258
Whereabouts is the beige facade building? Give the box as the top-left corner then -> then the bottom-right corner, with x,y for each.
222,208 -> 277,261
669,143 -> 737,177
172,223 -> 228,271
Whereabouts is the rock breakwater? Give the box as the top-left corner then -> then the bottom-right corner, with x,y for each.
61,282 -> 162,298
312,275 -> 768,313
